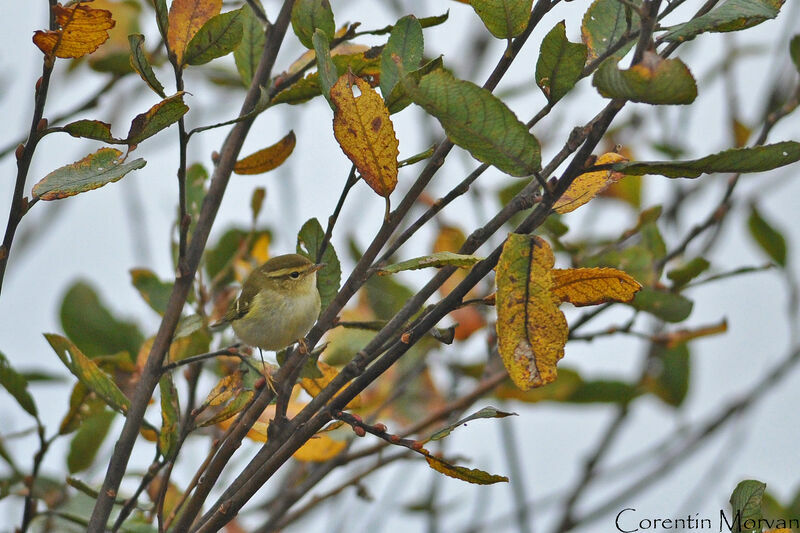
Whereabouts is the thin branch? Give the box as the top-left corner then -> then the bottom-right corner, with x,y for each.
86,1 -> 298,529
0,0 -> 58,296
318,165 -> 358,263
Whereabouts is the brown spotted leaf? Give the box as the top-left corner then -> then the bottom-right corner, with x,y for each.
331,72 -> 399,197
167,0 -> 222,66
551,267 -> 641,306
234,131 -> 297,175
496,234 -> 567,390
33,3 -> 116,59
554,153 -> 628,213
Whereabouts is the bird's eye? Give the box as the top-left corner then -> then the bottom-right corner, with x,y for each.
290,271 -> 300,279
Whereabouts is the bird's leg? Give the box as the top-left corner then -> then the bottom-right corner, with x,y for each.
297,338 -> 309,355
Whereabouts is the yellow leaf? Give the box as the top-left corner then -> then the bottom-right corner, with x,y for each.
33,3 -> 116,59
292,433 -> 348,462
424,455 -> 508,485
234,131 -> 296,175
551,267 -> 641,306
301,360 -> 361,409
205,372 -> 241,407
167,0 -> 222,66
228,398 -> 347,461
250,234 -> 270,264
553,152 -> 628,213
331,72 -> 399,198
495,235 -> 567,390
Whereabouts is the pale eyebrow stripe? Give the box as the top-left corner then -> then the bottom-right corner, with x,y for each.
265,266 -> 306,278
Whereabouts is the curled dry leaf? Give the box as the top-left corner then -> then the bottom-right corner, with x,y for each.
553,152 -> 628,213
331,72 -> 399,198
234,131 -> 297,175
33,3 -> 116,59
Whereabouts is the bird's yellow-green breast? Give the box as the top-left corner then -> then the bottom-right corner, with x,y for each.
227,254 -> 322,351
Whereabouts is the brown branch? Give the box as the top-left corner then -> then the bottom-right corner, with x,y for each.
85,1 -> 298,529
0,0 -> 58,296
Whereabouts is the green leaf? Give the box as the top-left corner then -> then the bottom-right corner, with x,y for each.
296,218 -> 341,311
747,204 -> 787,267
159,374 -> 180,459
614,141 -> 800,178
234,3 -> 266,86
729,479 -> 766,532
251,187 -> 266,222
791,34 -> 800,73
380,15 -> 424,101
312,29 -> 338,109
469,0 -> 533,39
45,334 -> 131,414
128,34 -> 166,98
32,148 -> 146,201
581,245 -> 657,286
360,11 -> 450,36
662,0 -> 784,43
644,343 -> 690,407
430,406 -> 515,441
630,287 -> 693,322
403,68 -> 541,176
185,9 -> 244,66
291,0 -> 335,49
130,269 -> 173,315
62,119 -> 118,143
153,0 -> 169,40
126,92 -> 189,145
384,56 -> 442,114
567,379 -> 640,403
204,227 -> 272,285
0,351 -> 37,417
425,455 -> 508,484
592,53 -> 697,105
185,163 -> 208,240
273,50 -> 382,106
536,21 -> 588,104
667,257 -> 711,287
365,270 -> 415,320
67,408 -> 115,473
581,0 -> 640,61
59,281 -> 143,358
379,252 -> 483,275
174,314 -> 206,340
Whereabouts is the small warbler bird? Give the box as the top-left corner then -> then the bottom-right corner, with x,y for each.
219,254 -> 324,351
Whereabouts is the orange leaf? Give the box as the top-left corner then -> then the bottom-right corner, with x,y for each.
553,152 -> 628,213
234,131 -> 296,175
551,267 -> 641,307
331,72 -> 399,198
33,3 -> 116,59
167,0 -> 222,66
495,235 -> 567,390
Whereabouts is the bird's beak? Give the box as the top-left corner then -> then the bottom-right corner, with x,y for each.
310,263 -> 326,273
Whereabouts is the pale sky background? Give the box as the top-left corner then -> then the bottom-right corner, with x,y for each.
1,1 -> 800,532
